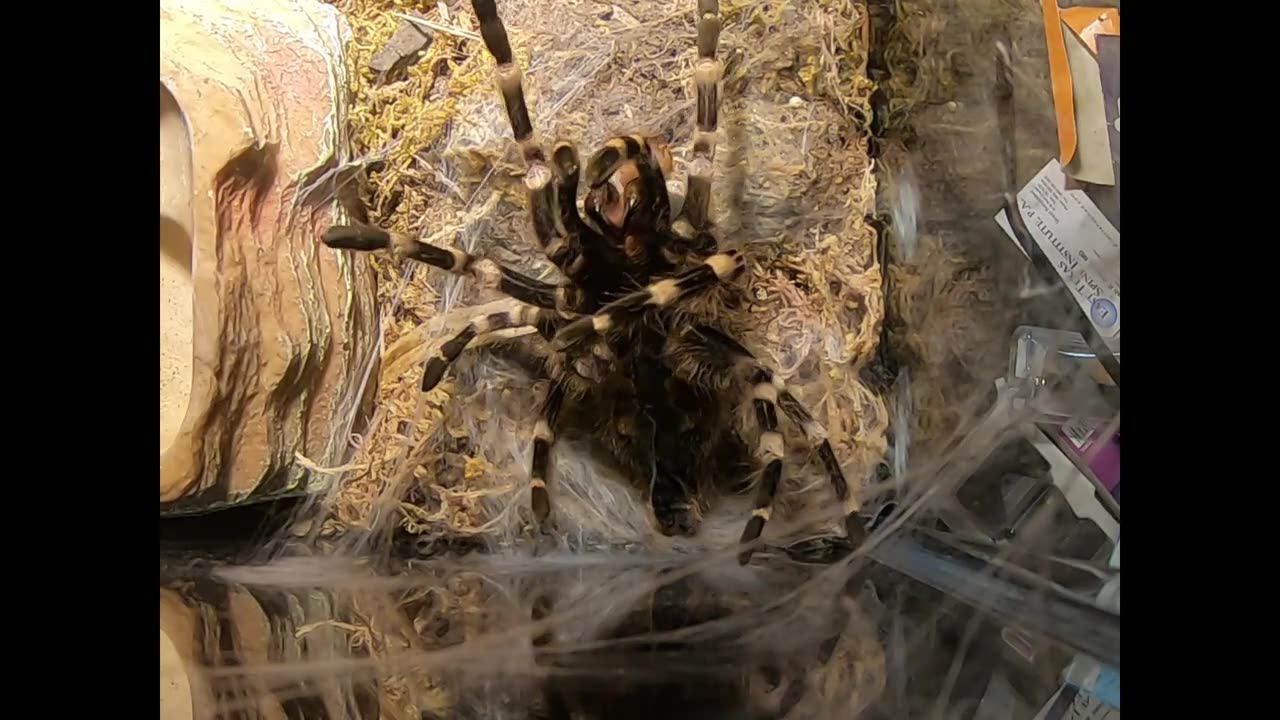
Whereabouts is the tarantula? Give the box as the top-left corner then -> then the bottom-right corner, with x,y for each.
323,0 -> 867,563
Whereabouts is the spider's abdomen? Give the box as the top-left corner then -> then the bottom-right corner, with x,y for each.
570,322 -> 753,538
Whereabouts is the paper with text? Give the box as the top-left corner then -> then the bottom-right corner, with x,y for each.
997,159 -> 1120,340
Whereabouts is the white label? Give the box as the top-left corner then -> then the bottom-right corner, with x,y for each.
1034,685 -> 1121,720
1066,691 -> 1119,720
996,160 -> 1121,339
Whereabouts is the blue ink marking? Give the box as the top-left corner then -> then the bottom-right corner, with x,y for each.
1089,666 -> 1120,709
1090,298 -> 1118,328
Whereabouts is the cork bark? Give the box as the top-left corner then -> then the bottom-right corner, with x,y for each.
159,0 -> 379,512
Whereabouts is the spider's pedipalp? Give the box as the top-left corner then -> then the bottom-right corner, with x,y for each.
551,142 -> 585,233
552,251 -> 744,351
541,140 -> 603,287
525,166 -> 592,286
552,141 -> 581,180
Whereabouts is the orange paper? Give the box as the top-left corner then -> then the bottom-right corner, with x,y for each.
1041,3 -> 1121,167
1063,8 -> 1120,54
1040,0 -> 1077,166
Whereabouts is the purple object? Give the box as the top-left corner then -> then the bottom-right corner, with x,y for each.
1058,421 -> 1120,498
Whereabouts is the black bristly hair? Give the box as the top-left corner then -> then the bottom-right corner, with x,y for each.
321,0 -> 867,568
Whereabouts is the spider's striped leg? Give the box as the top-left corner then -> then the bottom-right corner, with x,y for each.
527,382 -> 574,716
322,225 -> 590,313
661,228 -> 721,269
468,0 -> 602,291
552,250 -> 744,351
681,0 -> 723,231
773,389 -> 867,547
739,366 -> 786,564
420,304 -> 563,393
665,326 -> 868,560
530,377 -> 567,523
471,0 -> 542,166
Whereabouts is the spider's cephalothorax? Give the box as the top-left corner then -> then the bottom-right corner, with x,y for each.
322,0 -> 867,563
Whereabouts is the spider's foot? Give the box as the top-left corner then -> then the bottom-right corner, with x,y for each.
844,513 -> 870,548
653,500 -> 702,538
322,224 -> 390,252
737,546 -> 758,566
868,500 -> 897,532
531,519 -> 560,557
783,536 -> 852,564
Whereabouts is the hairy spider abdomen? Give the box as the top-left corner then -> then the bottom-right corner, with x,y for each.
568,322 -> 753,538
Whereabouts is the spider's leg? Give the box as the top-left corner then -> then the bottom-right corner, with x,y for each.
471,0 -> 542,166
468,0 -> 604,292
530,377 -> 567,523
323,225 -> 590,313
665,326 -> 868,561
681,0 -> 723,231
552,250 -> 744,351
661,228 -> 721,269
772,388 -> 866,545
421,304 -> 563,393
739,366 -> 786,564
